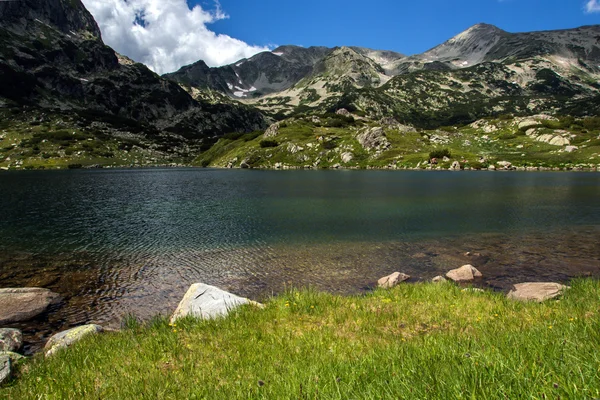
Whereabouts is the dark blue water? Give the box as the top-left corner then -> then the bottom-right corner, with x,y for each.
1,169 -> 598,255
0,169 -> 599,349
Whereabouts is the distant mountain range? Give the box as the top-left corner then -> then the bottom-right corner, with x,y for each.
165,23 -> 600,123
0,0 -> 599,170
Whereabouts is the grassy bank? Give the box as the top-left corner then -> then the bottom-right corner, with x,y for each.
2,280 -> 600,399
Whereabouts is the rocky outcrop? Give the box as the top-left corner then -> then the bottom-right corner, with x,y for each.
446,265 -> 482,282
525,129 -> 571,146
0,329 -> 22,353
377,272 -> 410,288
0,355 -> 10,386
0,288 -> 61,324
356,127 -> 390,152
0,0 -> 265,143
45,324 -> 103,357
507,282 -> 569,302
171,283 -> 261,323
264,122 -> 281,138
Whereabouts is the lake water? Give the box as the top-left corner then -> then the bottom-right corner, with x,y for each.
1,169 -> 599,352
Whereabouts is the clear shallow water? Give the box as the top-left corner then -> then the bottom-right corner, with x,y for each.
0,169 -> 599,352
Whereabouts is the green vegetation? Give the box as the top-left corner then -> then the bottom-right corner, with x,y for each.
2,280 -> 599,399
194,114 -> 600,170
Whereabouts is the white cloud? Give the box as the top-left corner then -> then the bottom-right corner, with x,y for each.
586,0 -> 600,13
81,0 -> 270,74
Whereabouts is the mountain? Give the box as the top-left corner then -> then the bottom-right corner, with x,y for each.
165,23 -> 600,121
0,0 -> 265,169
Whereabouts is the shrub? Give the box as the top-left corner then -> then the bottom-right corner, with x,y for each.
259,140 -> 279,148
429,148 -> 452,159
322,140 -> 337,150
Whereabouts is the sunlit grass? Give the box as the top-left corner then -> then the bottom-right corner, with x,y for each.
2,279 -> 599,399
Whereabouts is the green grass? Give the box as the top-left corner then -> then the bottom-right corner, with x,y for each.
2,280 -> 600,399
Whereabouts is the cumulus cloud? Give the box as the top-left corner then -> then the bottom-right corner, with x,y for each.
81,0 -> 270,74
586,0 -> 600,12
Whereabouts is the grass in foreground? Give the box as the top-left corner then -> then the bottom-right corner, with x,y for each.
2,280 -> 600,399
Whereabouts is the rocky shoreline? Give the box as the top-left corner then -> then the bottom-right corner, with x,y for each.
0,260 -> 572,385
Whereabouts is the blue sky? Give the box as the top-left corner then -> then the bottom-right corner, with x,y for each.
83,0 -> 600,74
210,0 -> 599,55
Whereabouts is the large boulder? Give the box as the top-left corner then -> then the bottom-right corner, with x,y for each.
171,283 -> 261,323
446,265 -> 482,282
45,324 -> 103,357
507,282 -> 569,302
0,329 -> 22,352
263,122 -> 281,138
0,288 -> 61,324
356,127 -> 390,152
0,355 -> 9,386
377,272 -> 410,288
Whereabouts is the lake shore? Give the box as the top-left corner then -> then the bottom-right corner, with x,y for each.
2,279 -> 599,398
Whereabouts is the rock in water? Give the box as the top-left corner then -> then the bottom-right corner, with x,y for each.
45,324 -> 103,357
0,329 -> 22,352
0,288 -> 61,324
377,272 -> 410,288
0,355 -> 10,385
507,282 -> 569,302
171,283 -> 260,323
446,265 -> 483,282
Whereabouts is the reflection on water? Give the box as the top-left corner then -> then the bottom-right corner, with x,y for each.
0,169 -> 599,353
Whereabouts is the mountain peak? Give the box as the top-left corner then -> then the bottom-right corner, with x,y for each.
0,0 -> 101,38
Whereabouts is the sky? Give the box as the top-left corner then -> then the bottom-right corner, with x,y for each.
81,0 -> 600,75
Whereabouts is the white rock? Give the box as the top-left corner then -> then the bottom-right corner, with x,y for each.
507,282 -> 569,302
45,324 -> 103,357
564,146 -> 578,153
0,355 -> 9,385
446,265 -> 483,282
377,272 -> 410,288
341,152 -> 354,163
171,283 -> 260,323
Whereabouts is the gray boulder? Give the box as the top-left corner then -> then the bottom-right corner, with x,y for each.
377,272 -> 410,288
446,265 -> 483,282
356,127 -> 390,152
0,355 -> 9,386
0,288 -> 61,324
45,324 -> 103,357
171,283 -> 261,323
0,329 -> 22,352
507,282 -> 569,302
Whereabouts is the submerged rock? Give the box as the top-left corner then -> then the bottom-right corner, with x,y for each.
0,288 -> 61,324
171,283 -> 261,323
0,329 -> 22,353
45,324 -> 104,357
446,265 -> 483,282
377,272 -> 410,288
507,282 -> 569,302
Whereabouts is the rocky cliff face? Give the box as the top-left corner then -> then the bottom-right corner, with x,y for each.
0,0 -> 265,140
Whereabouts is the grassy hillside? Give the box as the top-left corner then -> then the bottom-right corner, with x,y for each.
195,113 -> 600,170
2,280 -> 599,399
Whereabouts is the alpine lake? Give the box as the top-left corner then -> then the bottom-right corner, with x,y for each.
1,168 -> 599,353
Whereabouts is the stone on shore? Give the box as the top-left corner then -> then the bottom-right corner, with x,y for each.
0,329 -> 22,352
446,265 -> 483,282
0,355 -> 10,385
432,275 -> 447,283
45,324 -> 104,357
377,272 -> 410,288
0,288 -> 61,324
507,282 -> 569,302
171,283 -> 260,323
